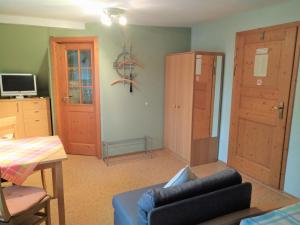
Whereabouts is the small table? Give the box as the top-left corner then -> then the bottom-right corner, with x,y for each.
0,137 -> 67,225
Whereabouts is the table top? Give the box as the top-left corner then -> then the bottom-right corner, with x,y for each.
0,136 -> 67,165
38,145 -> 67,165
0,136 -> 67,183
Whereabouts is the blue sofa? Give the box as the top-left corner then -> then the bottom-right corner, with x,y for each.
113,168 -> 252,225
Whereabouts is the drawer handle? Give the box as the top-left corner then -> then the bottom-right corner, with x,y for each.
35,111 -> 39,113
35,120 -> 40,122
33,102 -> 39,104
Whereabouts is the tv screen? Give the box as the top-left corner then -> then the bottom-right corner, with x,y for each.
1,75 -> 35,91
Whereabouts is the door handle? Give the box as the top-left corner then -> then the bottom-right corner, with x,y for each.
272,102 -> 284,119
62,95 -> 72,103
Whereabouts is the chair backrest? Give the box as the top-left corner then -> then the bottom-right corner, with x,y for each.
0,117 -> 15,221
0,171 -> 11,222
0,117 -> 16,139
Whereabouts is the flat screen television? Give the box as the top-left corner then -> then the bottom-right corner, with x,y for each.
0,73 -> 37,98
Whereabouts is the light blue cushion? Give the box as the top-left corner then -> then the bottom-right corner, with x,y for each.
163,166 -> 196,188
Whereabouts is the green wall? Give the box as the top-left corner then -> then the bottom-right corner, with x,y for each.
191,0 -> 300,197
0,23 -> 191,154
0,24 -> 50,96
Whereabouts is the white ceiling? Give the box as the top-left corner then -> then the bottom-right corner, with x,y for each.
0,0 -> 287,28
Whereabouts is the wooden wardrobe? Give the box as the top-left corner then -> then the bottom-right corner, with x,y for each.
164,51 -> 224,166
164,52 -> 194,162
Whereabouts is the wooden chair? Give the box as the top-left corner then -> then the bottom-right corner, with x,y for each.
0,117 -> 17,185
0,117 -> 51,224
0,173 -> 51,225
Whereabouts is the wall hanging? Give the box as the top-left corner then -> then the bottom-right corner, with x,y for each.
112,45 -> 143,93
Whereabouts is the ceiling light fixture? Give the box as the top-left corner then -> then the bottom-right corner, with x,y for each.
118,16 -> 127,26
101,8 -> 127,27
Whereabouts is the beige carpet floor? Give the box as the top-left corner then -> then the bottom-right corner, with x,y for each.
24,150 -> 297,225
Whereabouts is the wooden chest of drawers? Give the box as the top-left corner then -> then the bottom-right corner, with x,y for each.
0,98 -> 52,138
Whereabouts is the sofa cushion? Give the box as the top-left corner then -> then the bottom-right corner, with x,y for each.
137,168 -> 242,225
113,184 -> 164,225
164,166 -> 196,188
149,183 -> 252,225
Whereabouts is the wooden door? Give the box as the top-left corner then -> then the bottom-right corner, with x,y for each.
228,25 -> 297,188
175,53 -> 195,161
164,55 -> 177,154
51,38 -> 101,157
193,55 -> 216,139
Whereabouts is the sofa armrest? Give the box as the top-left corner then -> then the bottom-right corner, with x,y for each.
149,183 -> 252,225
198,207 -> 262,225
